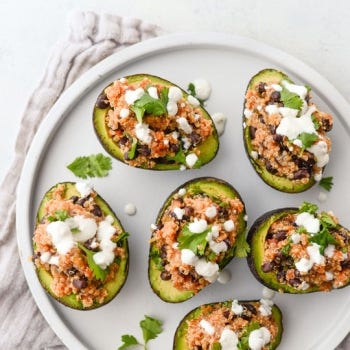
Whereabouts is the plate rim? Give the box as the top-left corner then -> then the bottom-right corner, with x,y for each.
16,31 -> 350,350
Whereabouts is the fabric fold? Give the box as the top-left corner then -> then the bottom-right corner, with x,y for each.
0,11 -> 160,350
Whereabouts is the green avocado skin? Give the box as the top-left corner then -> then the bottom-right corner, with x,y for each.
173,300 -> 283,350
242,68 -> 315,193
34,182 -> 129,310
93,74 -> 219,170
246,208 -> 350,294
148,177 -> 247,303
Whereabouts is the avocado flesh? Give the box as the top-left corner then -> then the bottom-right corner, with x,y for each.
34,182 -> 129,310
93,74 -> 219,170
173,300 -> 283,350
148,177 -> 247,303
243,68 -> 315,193
246,208 -> 350,293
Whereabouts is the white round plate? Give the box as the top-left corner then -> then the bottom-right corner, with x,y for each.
17,32 -> 350,350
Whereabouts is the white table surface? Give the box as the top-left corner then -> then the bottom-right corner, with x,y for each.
1,0 -> 350,182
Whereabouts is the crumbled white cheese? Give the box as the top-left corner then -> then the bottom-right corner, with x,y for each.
295,243 -> 325,273
205,205 -> 217,219
291,233 -> 301,244
40,251 -> 52,264
211,112 -> 227,136
248,327 -> 271,350
231,300 -> 243,315
325,271 -> 334,281
209,240 -> 227,254
75,182 -> 93,198
262,287 -> 275,300
147,86 -> 159,99
308,140 -> 330,167
186,153 -> 198,168
48,255 -> 60,266
250,151 -> 258,160
192,79 -> 211,100
167,100 -> 178,116
120,108 -> 130,118
189,218 -> 208,233
259,298 -> 273,316
168,86 -> 182,101
67,215 -> 97,242
47,221 -> 75,255
135,123 -> 152,144
223,220 -> 235,232
195,258 -> 219,282
178,188 -> 186,196
187,95 -> 200,107
244,108 -> 252,118
324,244 -> 335,258
282,80 -> 308,99
177,116 -> 193,134
199,319 -> 215,335
181,249 -> 198,266
182,137 -> 191,150
217,269 -> 231,284
296,212 -> 320,234
124,87 -> 145,105
219,328 -> 239,350
173,207 -> 185,220
124,203 -> 137,216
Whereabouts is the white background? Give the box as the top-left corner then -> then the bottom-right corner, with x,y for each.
1,0 -> 350,182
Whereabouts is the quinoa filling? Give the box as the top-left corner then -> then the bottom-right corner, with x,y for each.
150,188 -> 245,293
244,79 -> 333,184
33,183 -> 127,308
184,300 -> 279,350
261,202 -> 350,291
98,77 -> 214,169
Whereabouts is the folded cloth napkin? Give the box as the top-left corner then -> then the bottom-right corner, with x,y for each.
0,11 -> 160,350
0,9 -> 349,350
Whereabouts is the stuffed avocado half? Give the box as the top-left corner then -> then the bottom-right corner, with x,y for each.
32,182 -> 129,310
173,299 -> 283,350
148,177 -> 248,303
243,68 -> 333,193
93,74 -> 219,170
247,202 -> 350,293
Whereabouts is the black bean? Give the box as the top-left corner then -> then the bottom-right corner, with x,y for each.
258,114 -> 265,124
118,136 -> 129,147
277,270 -> 286,282
258,82 -> 267,95
242,303 -> 257,314
223,310 -> 231,319
261,262 -> 274,272
293,169 -> 309,180
273,134 -> 283,144
169,143 -> 180,153
270,91 -> 281,103
266,161 -> 277,174
183,206 -> 194,219
95,93 -> 110,109
189,132 -> 201,145
160,270 -> 171,281
73,278 -> 88,289
91,204 -> 102,217
70,196 -> 79,204
77,197 -> 88,206
241,314 -> 252,321
137,144 -> 151,156
288,278 -> 302,287
341,259 -> 350,269
249,126 -> 257,139
321,118 -> 333,132
218,207 -> 228,218
160,244 -> 168,259
274,230 -> 287,241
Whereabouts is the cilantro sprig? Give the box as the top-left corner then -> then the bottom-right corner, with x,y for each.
233,231 -> 250,258
118,315 -> 163,350
280,87 -> 304,111
131,88 -> 169,123
47,209 -> 69,222
298,202 -> 338,254
319,176 -> 334,191
295,132 -> 318,151
177,224 -> 211,256
78,243 -> 108,281
67,153 -> 112,179
237,321 -> 261,350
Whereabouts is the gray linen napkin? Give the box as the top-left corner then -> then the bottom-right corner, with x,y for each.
0,10 -> 160,350
0,9 -> 349,350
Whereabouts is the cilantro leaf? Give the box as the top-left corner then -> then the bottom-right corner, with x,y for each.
233,231 -> 250,258
140,315 -> 163,344
131,93 -> 167,123
48,209 -> 69,222
128,137 -> 138,160
117,335 -> 140,350
67,153 -> 112,179
310,227 -> 338,254
280,87 -> 303,111
165,145 -> 186,165
238,321 -> 261,350
187,82 -> 196,96
78,243 -> 108,281
299,202 -> 319,215
319,176 -> 334,191
296,132 -> 318,150
177,225 -> 210,256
